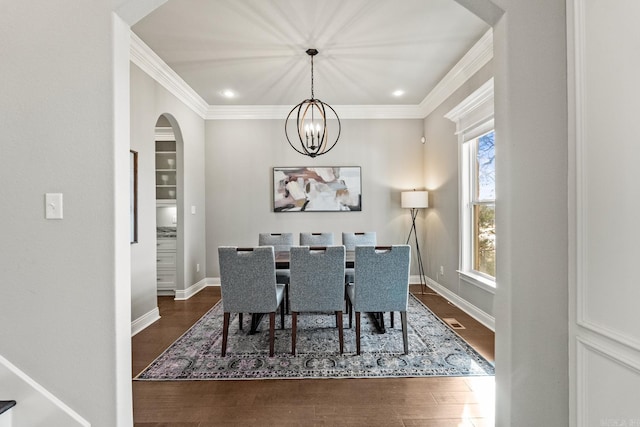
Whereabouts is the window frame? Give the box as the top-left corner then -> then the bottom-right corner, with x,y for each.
445,79 -> 496,292
462,130 -> 495,283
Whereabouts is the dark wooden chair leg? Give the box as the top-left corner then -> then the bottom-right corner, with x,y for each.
269,312 -> 276,357
239,313 -> 243,330
291,312 -> 297,355
401,311 -> 408,354
280,301 -> 285,329
356,312 -> 361,355
348,299 -> 353,329
390,311 -> 394,328
337,311 -> 344,354
222,312 -> 230,356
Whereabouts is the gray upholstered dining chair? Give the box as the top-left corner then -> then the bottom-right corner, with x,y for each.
218,246 -> 286,357
341,231 -> 377,250
346,245 -> 411,355
341,232 -> 377,283
259,232 -> 294,311
258,232 -> 295,251
289,245 -> 345,355
299,232 -> 334,246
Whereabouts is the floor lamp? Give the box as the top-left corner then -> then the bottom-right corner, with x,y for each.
401,190 -> 429,294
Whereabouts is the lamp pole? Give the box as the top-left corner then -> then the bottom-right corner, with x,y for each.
406,207 -> 426,294
401,190 -> 429,294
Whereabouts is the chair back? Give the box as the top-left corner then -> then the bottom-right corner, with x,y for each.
353,245 -> 410,312
299,232 -> 334,246
341,232 -> 376,250
218,246 -> 279,313
258,232 -> 294,251
289,246 -> 345,312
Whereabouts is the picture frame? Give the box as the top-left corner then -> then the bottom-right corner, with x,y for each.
273,166 -> 362,212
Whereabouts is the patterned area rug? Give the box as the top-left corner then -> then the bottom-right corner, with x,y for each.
135,294 -> 494,380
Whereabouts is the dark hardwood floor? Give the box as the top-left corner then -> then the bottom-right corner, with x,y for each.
132,285 -> 495,426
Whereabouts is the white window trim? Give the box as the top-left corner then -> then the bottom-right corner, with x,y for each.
445,78 -> 495,290
458,270 -> 496,294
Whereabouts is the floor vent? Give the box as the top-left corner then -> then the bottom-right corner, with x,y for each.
442,317 -> 466,329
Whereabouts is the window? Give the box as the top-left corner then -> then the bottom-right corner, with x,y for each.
466,131 -> 495,278
445,79 -> 496,290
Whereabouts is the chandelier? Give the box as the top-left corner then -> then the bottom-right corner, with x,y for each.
285,49 -> 341,158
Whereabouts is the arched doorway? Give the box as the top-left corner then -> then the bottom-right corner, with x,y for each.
154,113 -> 184,296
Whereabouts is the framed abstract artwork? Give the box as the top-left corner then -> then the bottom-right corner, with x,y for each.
273,166 -> 362,212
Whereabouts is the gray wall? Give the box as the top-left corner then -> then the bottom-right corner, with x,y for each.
422,61 -> 495,317
130,63 -> 207,322
205,119 -> 424,277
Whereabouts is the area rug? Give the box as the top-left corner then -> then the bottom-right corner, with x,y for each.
135,294 -> 494,380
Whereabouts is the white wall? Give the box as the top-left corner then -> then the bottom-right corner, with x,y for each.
130,63 -> 207,322
204,119 -> 425,277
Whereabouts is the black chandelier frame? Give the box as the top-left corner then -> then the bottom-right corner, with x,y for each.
285,49 -> 341,158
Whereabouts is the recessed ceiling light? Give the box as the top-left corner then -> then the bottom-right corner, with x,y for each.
221,89 -> 235,98
392,89 -> 405,97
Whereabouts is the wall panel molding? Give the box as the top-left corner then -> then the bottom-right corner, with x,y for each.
573,0 -> 640,353
576,336 -> 640,427
570,0 -> 640,425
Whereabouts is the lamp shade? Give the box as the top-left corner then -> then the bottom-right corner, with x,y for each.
401,190 -> 429,209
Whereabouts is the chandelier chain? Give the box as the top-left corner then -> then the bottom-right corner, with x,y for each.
310,54 -> 314,99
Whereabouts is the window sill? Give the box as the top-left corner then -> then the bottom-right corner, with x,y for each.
457,270 -> 496,294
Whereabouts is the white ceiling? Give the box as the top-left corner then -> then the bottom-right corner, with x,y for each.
132,0 -> 488,107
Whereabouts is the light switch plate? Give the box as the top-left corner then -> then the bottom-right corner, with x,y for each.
45,193 -> 63,219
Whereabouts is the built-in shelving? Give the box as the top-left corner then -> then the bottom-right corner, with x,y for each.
155,140 -> 176,201
155,139 -> 177,295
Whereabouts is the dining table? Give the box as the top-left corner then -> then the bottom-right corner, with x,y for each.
274,248 -> 355,269
248,248 -> 390,334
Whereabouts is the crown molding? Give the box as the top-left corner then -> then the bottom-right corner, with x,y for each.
130,31 -> 209,119
130,28 -> 493,121
418,28 -> 494,118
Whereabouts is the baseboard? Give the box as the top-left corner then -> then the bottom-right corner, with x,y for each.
426,277 -> 495,332
174,278 -> 208,300
0,355 -> 90,426
131,307 -> 160,337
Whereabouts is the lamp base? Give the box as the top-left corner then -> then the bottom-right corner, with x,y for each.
406,208 -> 427,294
